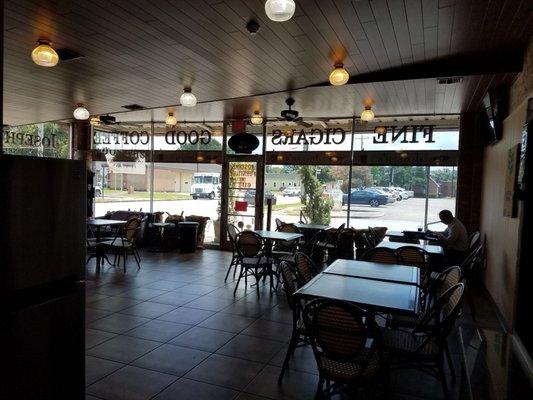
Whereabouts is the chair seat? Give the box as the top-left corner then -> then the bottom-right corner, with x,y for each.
320,348 -> 381,382
380,328 -> 438,358
100,239 -> 134,248
242,256 -> 271,266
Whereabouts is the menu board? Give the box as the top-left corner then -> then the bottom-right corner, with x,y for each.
229,162 -> 256,189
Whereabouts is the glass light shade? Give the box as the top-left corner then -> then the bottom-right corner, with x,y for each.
166,113 -> 177,125
180,90 -> 197,107
330,156 -> 338,162
360,107 -> 375,122
375,126 -> 387,134
276,154 -> 284,161
329,65 -> 349,86
31,41 -> 59,67
73,105 -> 90,120
89,116 -> 100,126
196,154 -> 205,162
250,113 -> 263,125
265,0 -> 296,22
283,128 -> 293,137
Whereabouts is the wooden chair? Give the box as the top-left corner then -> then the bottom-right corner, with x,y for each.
468,231 -> 481,250
234,231 -> 271,298
272,223 -> 300,263
381,283 -> 465,399
396,246 -> 430,282
303,298 -> 383,399
293,252 -> 320,285
360,247 -> 398,264
224,223 -> 240,282
101,217 -> 142,273
277,261 -> 309,384
275,218 -> 284,229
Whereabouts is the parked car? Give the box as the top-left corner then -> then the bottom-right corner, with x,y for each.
367,188 -> 396,203
367,187 -> 397,203
244,190 -> 277,206
390,186 -> 411,199
282,187 -> 301,197
342,189 -> 389,207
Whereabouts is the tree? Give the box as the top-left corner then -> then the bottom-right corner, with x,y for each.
299,166 -> 333,224
179,139 -> 222,151
329,166 -> 373,192
3,122 -> 70,158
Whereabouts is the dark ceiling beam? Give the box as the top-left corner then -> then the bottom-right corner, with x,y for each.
308,51 -> 524,88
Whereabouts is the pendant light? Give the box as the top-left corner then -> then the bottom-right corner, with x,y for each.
265,0 -> 296,22
166,111 -> 177,125
31,39 -> 59,67
180,88 -> 197,107
329,63 -> 349,86
360,106 -> 375,122
89,116 -> 100,126
73,104 -> 90,120
250,111 -> 263,125
283,128 -> 293,137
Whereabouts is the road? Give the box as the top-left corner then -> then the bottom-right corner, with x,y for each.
95,196 -> 455,241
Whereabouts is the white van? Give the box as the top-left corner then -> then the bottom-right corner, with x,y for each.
191,173 -> 221,199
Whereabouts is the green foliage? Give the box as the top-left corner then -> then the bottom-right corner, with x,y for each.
299,166 -> 333,225
3,122 -> 70,158
370,166 -> 426,189
179,139 -> 222,151
430,167 -> 457,184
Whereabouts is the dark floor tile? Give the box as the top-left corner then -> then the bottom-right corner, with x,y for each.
132,344 -> 210,376
86,328 -> 117,349
217,334 -> 285,363
260,304 -> 293,325
125,319 -> 192,342
93,284 -> 130,296
85,308 -> 113,324
86,365 -> 176,400
117,287 -> 168,301
120,301 -> 177,319
157,306 -> 215,325
87,313 -> 150,334
86,292 -> 111,304
269,345 -> 318,375
142,280 -> 188,291
88,296 -> 142,312
198,312 -> 257,333
235,393 -> 272,400
244,364 -> 319,400
241,319 -> 292,342
85,356 -> 124,386
184,296 -> 236,312
150,291 -> 201,306
221,299 -> 273,318
185,353 -> 264,390
179,283 -> 219,295
169,326 -> 235,352
87,335 -> 161,363
152,377 -> 238,400
392,368 -> 458,400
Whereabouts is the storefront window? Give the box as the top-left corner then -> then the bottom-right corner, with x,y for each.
2,122 -> 71,158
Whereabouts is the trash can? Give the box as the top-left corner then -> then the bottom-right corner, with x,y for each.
178,222 -> 199,253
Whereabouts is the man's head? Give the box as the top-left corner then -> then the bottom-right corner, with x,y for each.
439,209 -> 454,225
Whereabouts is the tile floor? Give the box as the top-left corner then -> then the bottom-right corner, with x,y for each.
85,249 -> 503,400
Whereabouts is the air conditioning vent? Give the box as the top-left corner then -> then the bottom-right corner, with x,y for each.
56,48 -> 84,61
437,77 -> 463,85
122,104 -> 145,111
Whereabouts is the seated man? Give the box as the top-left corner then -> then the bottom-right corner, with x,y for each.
429,209 -> 469,266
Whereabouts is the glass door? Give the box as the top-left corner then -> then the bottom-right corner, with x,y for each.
227,160 -> 260,231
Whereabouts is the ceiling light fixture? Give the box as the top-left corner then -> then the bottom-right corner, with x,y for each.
166,111 -> 177,125
73,104 -> 90,120
250,111 -> 263,125
330,156 -> 338,163
283,128 -> 294,137
329,63 -> 349,86
31,39 -> 59,67
196,153 -> 205,162
180,88 -> 197,107
360,106 -> 375,122
374,126 -> 387,135
89,116 -> 100,126
276,154 -> 284,162
265,0 -> 296,22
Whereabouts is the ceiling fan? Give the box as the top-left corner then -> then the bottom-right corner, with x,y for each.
277,97 -> 312,128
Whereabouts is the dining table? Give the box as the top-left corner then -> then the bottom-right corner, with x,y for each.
377,240 -> 444,256
87,219 -> 126,269
323,258 -> 420,286
293,272 -> 419,316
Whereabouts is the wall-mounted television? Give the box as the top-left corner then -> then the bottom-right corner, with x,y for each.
483,87 -> 508,145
